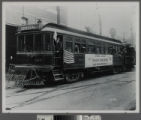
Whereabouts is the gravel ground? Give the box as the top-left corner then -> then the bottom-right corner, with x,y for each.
5,68 -> 136,112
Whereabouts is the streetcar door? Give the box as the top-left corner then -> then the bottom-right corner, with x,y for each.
54,35 -> 63,67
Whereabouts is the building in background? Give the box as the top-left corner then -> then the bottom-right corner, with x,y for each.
5,5 -> 68,26
5,5 -> 68,70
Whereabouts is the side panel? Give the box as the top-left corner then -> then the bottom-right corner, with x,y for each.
113,55 -> 124,66
16,53 -> 54,65
85,54 -> 113,68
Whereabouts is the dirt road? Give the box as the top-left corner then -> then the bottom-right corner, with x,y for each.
5,68 -> 136,112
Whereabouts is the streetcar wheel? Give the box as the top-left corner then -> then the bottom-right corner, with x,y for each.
119,67 -> 123,73
79,72 -> 84,79
65,73 -> 80,82
113,67 -> 118,74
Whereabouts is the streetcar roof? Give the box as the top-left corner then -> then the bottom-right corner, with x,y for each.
42,23 -> 122,44
17,23 -> 122,45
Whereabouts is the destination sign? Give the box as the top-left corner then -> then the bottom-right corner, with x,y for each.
85,54 -> 113,68
18,24 -> 41,31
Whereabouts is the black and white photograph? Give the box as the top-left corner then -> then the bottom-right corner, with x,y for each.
2,2 -> 139,113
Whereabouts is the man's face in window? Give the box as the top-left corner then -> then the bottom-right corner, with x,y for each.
56,37 -> 60,43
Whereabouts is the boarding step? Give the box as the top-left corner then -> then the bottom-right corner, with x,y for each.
52,69 -> 64,81
52,69 -> 62,74
54,73 -> 62,76
54,77 -> 64,81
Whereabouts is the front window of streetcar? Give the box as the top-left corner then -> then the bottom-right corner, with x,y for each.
34,34 -> 43,51
17,33 -> 52,52
18,35 -> 24,51
25,34 -> 34,51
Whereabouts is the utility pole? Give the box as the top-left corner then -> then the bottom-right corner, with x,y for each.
130,24 -> 134,46
96,3 -> 102,35
99,14 -> 102,35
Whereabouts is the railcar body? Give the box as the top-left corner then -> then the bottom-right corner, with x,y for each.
7,23 -> 135,87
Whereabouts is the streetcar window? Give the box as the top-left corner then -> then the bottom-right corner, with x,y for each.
18,35 -> 24,51
116,45 -> 119,54
108,45 -> 116,55
75,44 -> 80,53
96,41 -> 102,54
87,45 -> 96,53
108,44 -> 113,54
96,46 -> 101,54
81,44 -> 86,53
117,45 -> 119,53
102,47 -> 105,54
105,43 -> 108,54
75,43 -> 86,53
65,41 -> 73,52
117,45 -> 121,54
25,34 -> 33,52
113,45 -> 116,54
74,36 -> 86,53
34,34 -> 43,51
44,33 -> 51,51
102,42 -> 106,54
87,45 -> 92,53
54,35 -> 63,51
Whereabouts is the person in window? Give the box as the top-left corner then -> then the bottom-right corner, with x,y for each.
81,45 -> 86,53
54,35 -> 63,55
75,44 -> 79,53
111,48 -> 116,55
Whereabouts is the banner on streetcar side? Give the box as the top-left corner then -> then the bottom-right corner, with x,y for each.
85,54 -> 113,68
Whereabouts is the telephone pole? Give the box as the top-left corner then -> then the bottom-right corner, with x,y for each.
130,24 -> 134,46
96,3 -> 102,35
99,14 -> 102,35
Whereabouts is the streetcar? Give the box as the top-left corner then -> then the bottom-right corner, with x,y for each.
7,23 -> 135,87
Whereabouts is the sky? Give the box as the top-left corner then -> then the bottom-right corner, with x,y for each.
3,2 -> 139,44
66,2 -> 138,42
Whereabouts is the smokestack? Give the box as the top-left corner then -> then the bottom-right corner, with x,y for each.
96,3 -> 102,35
56,6 -> 60,24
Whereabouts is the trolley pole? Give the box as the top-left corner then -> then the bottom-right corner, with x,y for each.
21,6 -> 28,25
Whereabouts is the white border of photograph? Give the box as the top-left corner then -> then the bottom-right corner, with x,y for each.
2,1 -> 140,113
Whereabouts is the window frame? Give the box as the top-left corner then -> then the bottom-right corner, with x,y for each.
43,32 -> 53,51
64,34 -> 74,52
17,31 -> 54,52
